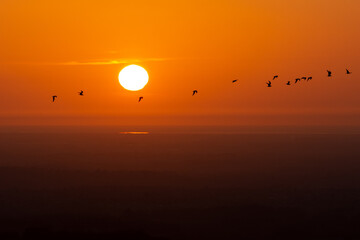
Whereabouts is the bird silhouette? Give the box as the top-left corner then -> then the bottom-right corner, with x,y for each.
232,79 -> 238,83
267,81 -> 272,87
52,96 -> 57,102
346,69 -> 352,74
273,75 -> 278,80
301,77 -> 307,81
286,81 -> 291,85
192,90 -> 198,96
295,78 -> 300,83
78,90 -> 84,96
138,96 -> 143,102
327,70 -> 332,77
307,77 -> 312,81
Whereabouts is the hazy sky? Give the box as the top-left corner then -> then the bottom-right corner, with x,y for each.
0,0 -> 359,126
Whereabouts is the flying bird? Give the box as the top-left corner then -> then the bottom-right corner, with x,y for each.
138,96 -> 143,102
273,75 -> 278,80
267,81 -> 272,87
232,79 -> 238,83
52,96 -> 57,102
301,77 -> 307,81
78,90 -> 84,96
286,81 -> 291,85
192,90 -> 198,96
327,70 -> 332,77
346,69 -> 352,74
295,78 -> 301,83
307,77 -> 312,81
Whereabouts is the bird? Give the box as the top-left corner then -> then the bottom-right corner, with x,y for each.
307,77 -> 312,81
301,77 -> 307,81
78,90 -> 84,96
295,78 -> 301,83
327,70 -> 332,77
232,79 -> 238,83
267,81 -> 272,87
346,69 -> 352,74
286,81 -> 291,85
273,75 -> 278,80
192,90 -> 198,96
138,96 -> 143,102
52,96 -> 57,102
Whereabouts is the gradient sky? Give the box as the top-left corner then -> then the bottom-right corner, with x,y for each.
0,0 -> 359,126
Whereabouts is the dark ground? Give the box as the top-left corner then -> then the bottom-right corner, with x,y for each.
0,126 -> 359,239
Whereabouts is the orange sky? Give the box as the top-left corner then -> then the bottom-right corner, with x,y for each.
0,0 -> 359,126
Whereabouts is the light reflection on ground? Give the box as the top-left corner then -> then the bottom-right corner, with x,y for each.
118,132 -> 149,135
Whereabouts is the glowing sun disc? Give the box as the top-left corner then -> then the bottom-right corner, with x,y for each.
118,65 -> 149,91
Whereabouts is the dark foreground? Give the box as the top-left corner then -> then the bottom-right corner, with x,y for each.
0,126 -> 360,239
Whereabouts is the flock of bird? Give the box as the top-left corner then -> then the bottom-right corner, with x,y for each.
52,69 -> 352,103
265,69 -> 352,88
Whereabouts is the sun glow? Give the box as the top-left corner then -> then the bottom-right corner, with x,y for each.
118,65 -> 149,91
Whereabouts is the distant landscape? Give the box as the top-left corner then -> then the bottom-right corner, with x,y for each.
0,126 -> 359,239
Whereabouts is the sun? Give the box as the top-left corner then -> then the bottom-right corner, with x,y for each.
118,65 -> 149,91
